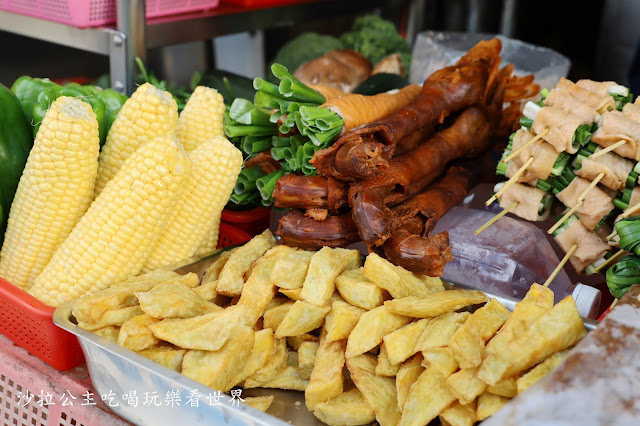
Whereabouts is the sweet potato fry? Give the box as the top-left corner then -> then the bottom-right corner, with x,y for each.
476,392 -> 509,421
347,354 -> 401,426
216,229 -> 277,296
269,247 -> 314,289
136,346 -> 186,372
245,338 -> 287,384
305,330 -> 346,410
243,395 -> 274,413
396,354 -> 424,409
237,247 -> 286,324
363,253 -> 444,299
383,318 -> 429,365
478,296 -> 586,386
421,347 -> 459,377
325,300 -> 366,342
298,341 -> 319,381
279,288 -> 302,300
235,328 -> 276,384
399,367 -> 457,426
77,306 -> 144,330
92,325 -> 120,343
335,267 -> 386,310
287,334 -> 319,351
516,348 -> 571,394
117,313 -> 161,351
415,311 -> 470,351
439,401 -> 477,426
446,367 -> 486,405
449,299 -> 510,369
313,388 -> 376,426
275,301 -> 331,338
263,301 -> 295,331
181,325 -> 254,392
244,365 -> 309,391
300,247 -> 362,306
384,289 -> 487,318
376,343 -> 400,376
136,281 -> 221,319
201,248 -> 236,286
488,378 -> 518,398
346,305 -> 411,358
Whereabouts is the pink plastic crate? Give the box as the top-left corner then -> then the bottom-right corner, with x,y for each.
0,0 -> 220,28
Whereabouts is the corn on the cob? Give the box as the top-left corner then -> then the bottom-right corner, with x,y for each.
0,97 -> 99,289
94,83 -> 178,196
177,86 -> 225,152
143,136 -> 243,271
28,135 -> 190,307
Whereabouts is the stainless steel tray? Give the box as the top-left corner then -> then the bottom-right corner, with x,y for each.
53,255 -> 598,425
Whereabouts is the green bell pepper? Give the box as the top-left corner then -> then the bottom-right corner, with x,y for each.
32,84 -> 108,145
96,88 -> 128,136
11,76 -> 55,126
0,84 -> 33,245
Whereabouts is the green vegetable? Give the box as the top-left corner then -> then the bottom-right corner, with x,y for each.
270,33 -> 344,82
615,216 -> 640,256
540,88 -> 550,99
519,116 -> 533,129
297,106 -> 344,146
271,64 -> 326,104
353,73 -> 409,96
0,84 -> 32,245
191,69 -> 256,105
551,152 -> 570,176
536,178 -> 553,193
32,84 -> 108,145
340,14 -> 412,75
11,76 -> 55,125
256,169 -> 286,206
96,88 -> 128,135
613,92 -> 633,111
552,167 -> 576,195
572,124 -> 594,149
606,254 -> 640,299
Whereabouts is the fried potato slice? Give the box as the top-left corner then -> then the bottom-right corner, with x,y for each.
298,341 -> 319,381
313,388 -> 376,426
243,395 -> 274,413
72,269 -> 189,323
137,346 -> 186,372
245,338 -> 287,384
399,366 -> 457,426
396,354 -> 424,409
300,247 -> 362,306
263,301 -> 295,331
449,298 -> 510,369
279,288 -> 302,300
78,306 -> 144,330
346,306 -> 411,358
415,311 -> 470,351
336,267 -> 387,311
192,279 -> 218,301
235,328 -> 276,384
347,353 -> 401,426
375,342 -> 400,376
117,313 -> 161,351
478,296 -> 586,386
201,248 -> 236,285
325,300 -> 366,342
446,367 -> 486,405
421,347 -> 459,377
488,378 -> 518,398
305,330 -> 346,410
384,289 -> 487,318
516,348 -> 571,394
244,365 -> 309,391
287,333 -> 319,351
476,392 -> 510,421
275,301 -> 331,338
216,229 -> 277,296
181,325 -> 254,392
92,325 -> 120,343
136,281 -> 222,319
383,318 -> 429,365
439,401 -> 477,426
363,252 -> 444,298
148,305 -> 247,350
269,247 -> 314,289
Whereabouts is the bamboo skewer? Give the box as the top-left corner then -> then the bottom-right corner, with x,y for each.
576,172 -> 605,202
501,127 -> 550,164
543,244 -> 578,288
622,201 -> 640,219
589,140 -> 627,160
593,249 -> 626,274
474,202 -> 518,235
607,230 -> 617,241
548,200 -> 584,235
609,298 -> 619,310
486,157 -> 535,206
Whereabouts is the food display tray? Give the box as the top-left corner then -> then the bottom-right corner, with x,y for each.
0,223 -> 251,372
53,253 -> 598,425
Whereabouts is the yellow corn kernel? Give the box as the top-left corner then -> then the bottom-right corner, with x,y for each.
0,97 -> 99,289
94,83 -> 178,196
143,136 -> 242,271
28,135 -> 190,307
177,86 -> 225,152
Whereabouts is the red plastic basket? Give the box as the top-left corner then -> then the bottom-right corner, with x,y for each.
0,0 -> 221,28
221,0 -> 319,7
221,206 -> 271,237
0,222 -> 251,371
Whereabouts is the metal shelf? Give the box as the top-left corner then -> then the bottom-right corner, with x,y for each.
0,0 -> 401,94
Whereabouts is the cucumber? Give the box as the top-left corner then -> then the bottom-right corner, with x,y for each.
352,73 -> 409,96
191,69 -> 257,105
